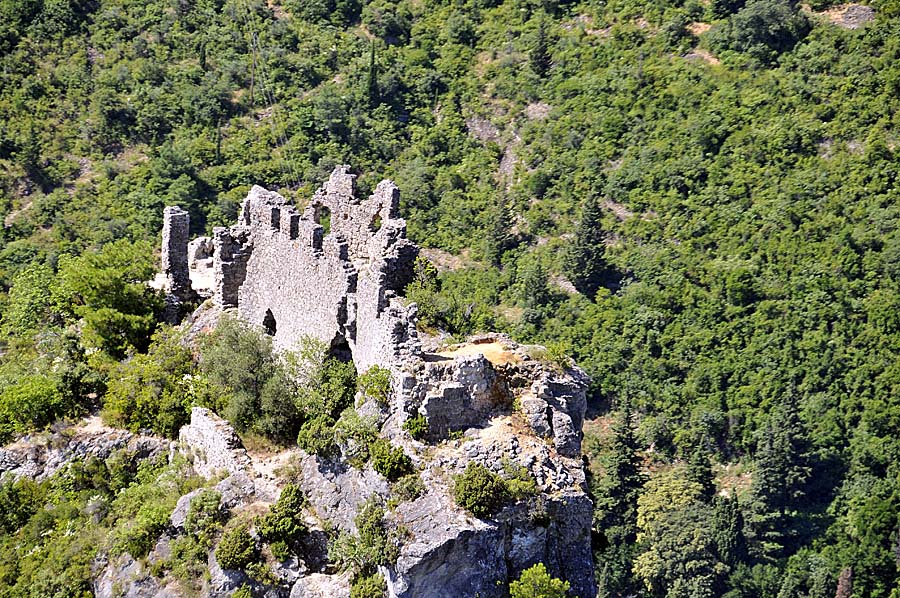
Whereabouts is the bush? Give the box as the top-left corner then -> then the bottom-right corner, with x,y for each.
502,462 -> 538,500
357,365 -> 391,405
370,439 -> 413,482
102,327 -> 194,438
200,316 -> 300,443
216,524 -> 258,571
453,463 -> 510,518
257,484 -> 308,560
509,563 -> 569,598
402,414 -> 428,440
55,239 -> 163,358
114,502 -> 171,559
184,489 -> 225,548
0,375 -> 67,443
355,500 -> 399,567
392,473 -> 424,502
351,572 -> 386,598
297,414 -> 338,456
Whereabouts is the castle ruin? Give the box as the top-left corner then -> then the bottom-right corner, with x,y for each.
163,166 -> 420,373
160,167 -> 597,598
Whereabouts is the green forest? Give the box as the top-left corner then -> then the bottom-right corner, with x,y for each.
1,0 -> 900,592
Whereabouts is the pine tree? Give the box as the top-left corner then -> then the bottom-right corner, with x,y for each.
686,445 -> 717,503
750,393 -> 810,556
518,260 -> 550,310
483,199 -> 514,267
529,16 -> 552,78
594,401 -> 645,539
564,194 -> 608,299
593,401 -> 646,595
711,494 -> 748,568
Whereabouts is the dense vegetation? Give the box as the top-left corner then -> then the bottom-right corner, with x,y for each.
2,0 -> 900,593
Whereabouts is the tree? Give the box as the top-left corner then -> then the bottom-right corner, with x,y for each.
564,194 -> 608,299
749,394 -> 811,556
200,316 -> 299,442
592,402 -> 646,595
686,445 -> 717,503
518,259 -> 550,310
366,41 -> 379,108
711,494 -> 747,568
483,198 -> 514,267
510,563 -> 569,598
529,16 -> 552,78
55,239 -> 162,358
102,327 -> 195,438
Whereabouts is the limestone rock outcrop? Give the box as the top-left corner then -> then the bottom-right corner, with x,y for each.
178,407 -> 253,479
0,419 -> 172,483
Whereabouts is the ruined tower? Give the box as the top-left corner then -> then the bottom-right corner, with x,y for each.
161,206 -> 197,321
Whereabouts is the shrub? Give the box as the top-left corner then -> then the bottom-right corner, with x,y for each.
0,375 -> 66,443
355,500 -> 399,567
102,327 -> 194,438
114,502 -> 171,559
509,563 -> 569,598
351,572 -> 386,598
370,439 -> 413,482
216,524 -> 258,571
357,365 -> 391,405
257,484 -> 308,560
184,489 -> 225,548
233,585 -> 253,598
297,414 -> 338,456
55,239 -> 163,358
402,414 -> 428,440
453,463 -> 510,518
334,409 -> 379,467
502,462 -> 538,500
392,473 -> 424,502
200,316 -> 300,443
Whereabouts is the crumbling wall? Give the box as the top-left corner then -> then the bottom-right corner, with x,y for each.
235,185 -> 355,353
178,407 -> 252,478
162,206 -> 192,296
197,168 -> 420,372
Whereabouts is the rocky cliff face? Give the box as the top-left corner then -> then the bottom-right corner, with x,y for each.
0,417 -> 172,483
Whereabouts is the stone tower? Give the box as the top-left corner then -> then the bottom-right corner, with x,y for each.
161,206 -> 196,321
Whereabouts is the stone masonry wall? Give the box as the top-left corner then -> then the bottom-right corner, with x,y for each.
162,206 -> 192,297
199,167 -> 420,372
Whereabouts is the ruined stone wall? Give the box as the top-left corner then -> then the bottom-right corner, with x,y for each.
178,407 -> 252,478
198,168 -> 421,371
161,206 -> 191,296
235,185 -> 355,353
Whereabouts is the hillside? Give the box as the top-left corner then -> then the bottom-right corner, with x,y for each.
2,0 -> 900,594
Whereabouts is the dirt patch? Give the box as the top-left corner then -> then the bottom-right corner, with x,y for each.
684,48 -> 721,66
550,274 -> 579,295
806,3 -> 875,28
603,198 -> 634,221
420,247 -> 474,273
437,341 -> 522,366
525,102 -> 552,121
575,14 -> 611,37
466,116 -> 501,143
4,198 -> 33,227
686,21 -> 711,35
266,0 -> 289,19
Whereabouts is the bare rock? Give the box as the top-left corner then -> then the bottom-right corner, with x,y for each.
290,573 -> 351,598
178,407 -> 252,479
